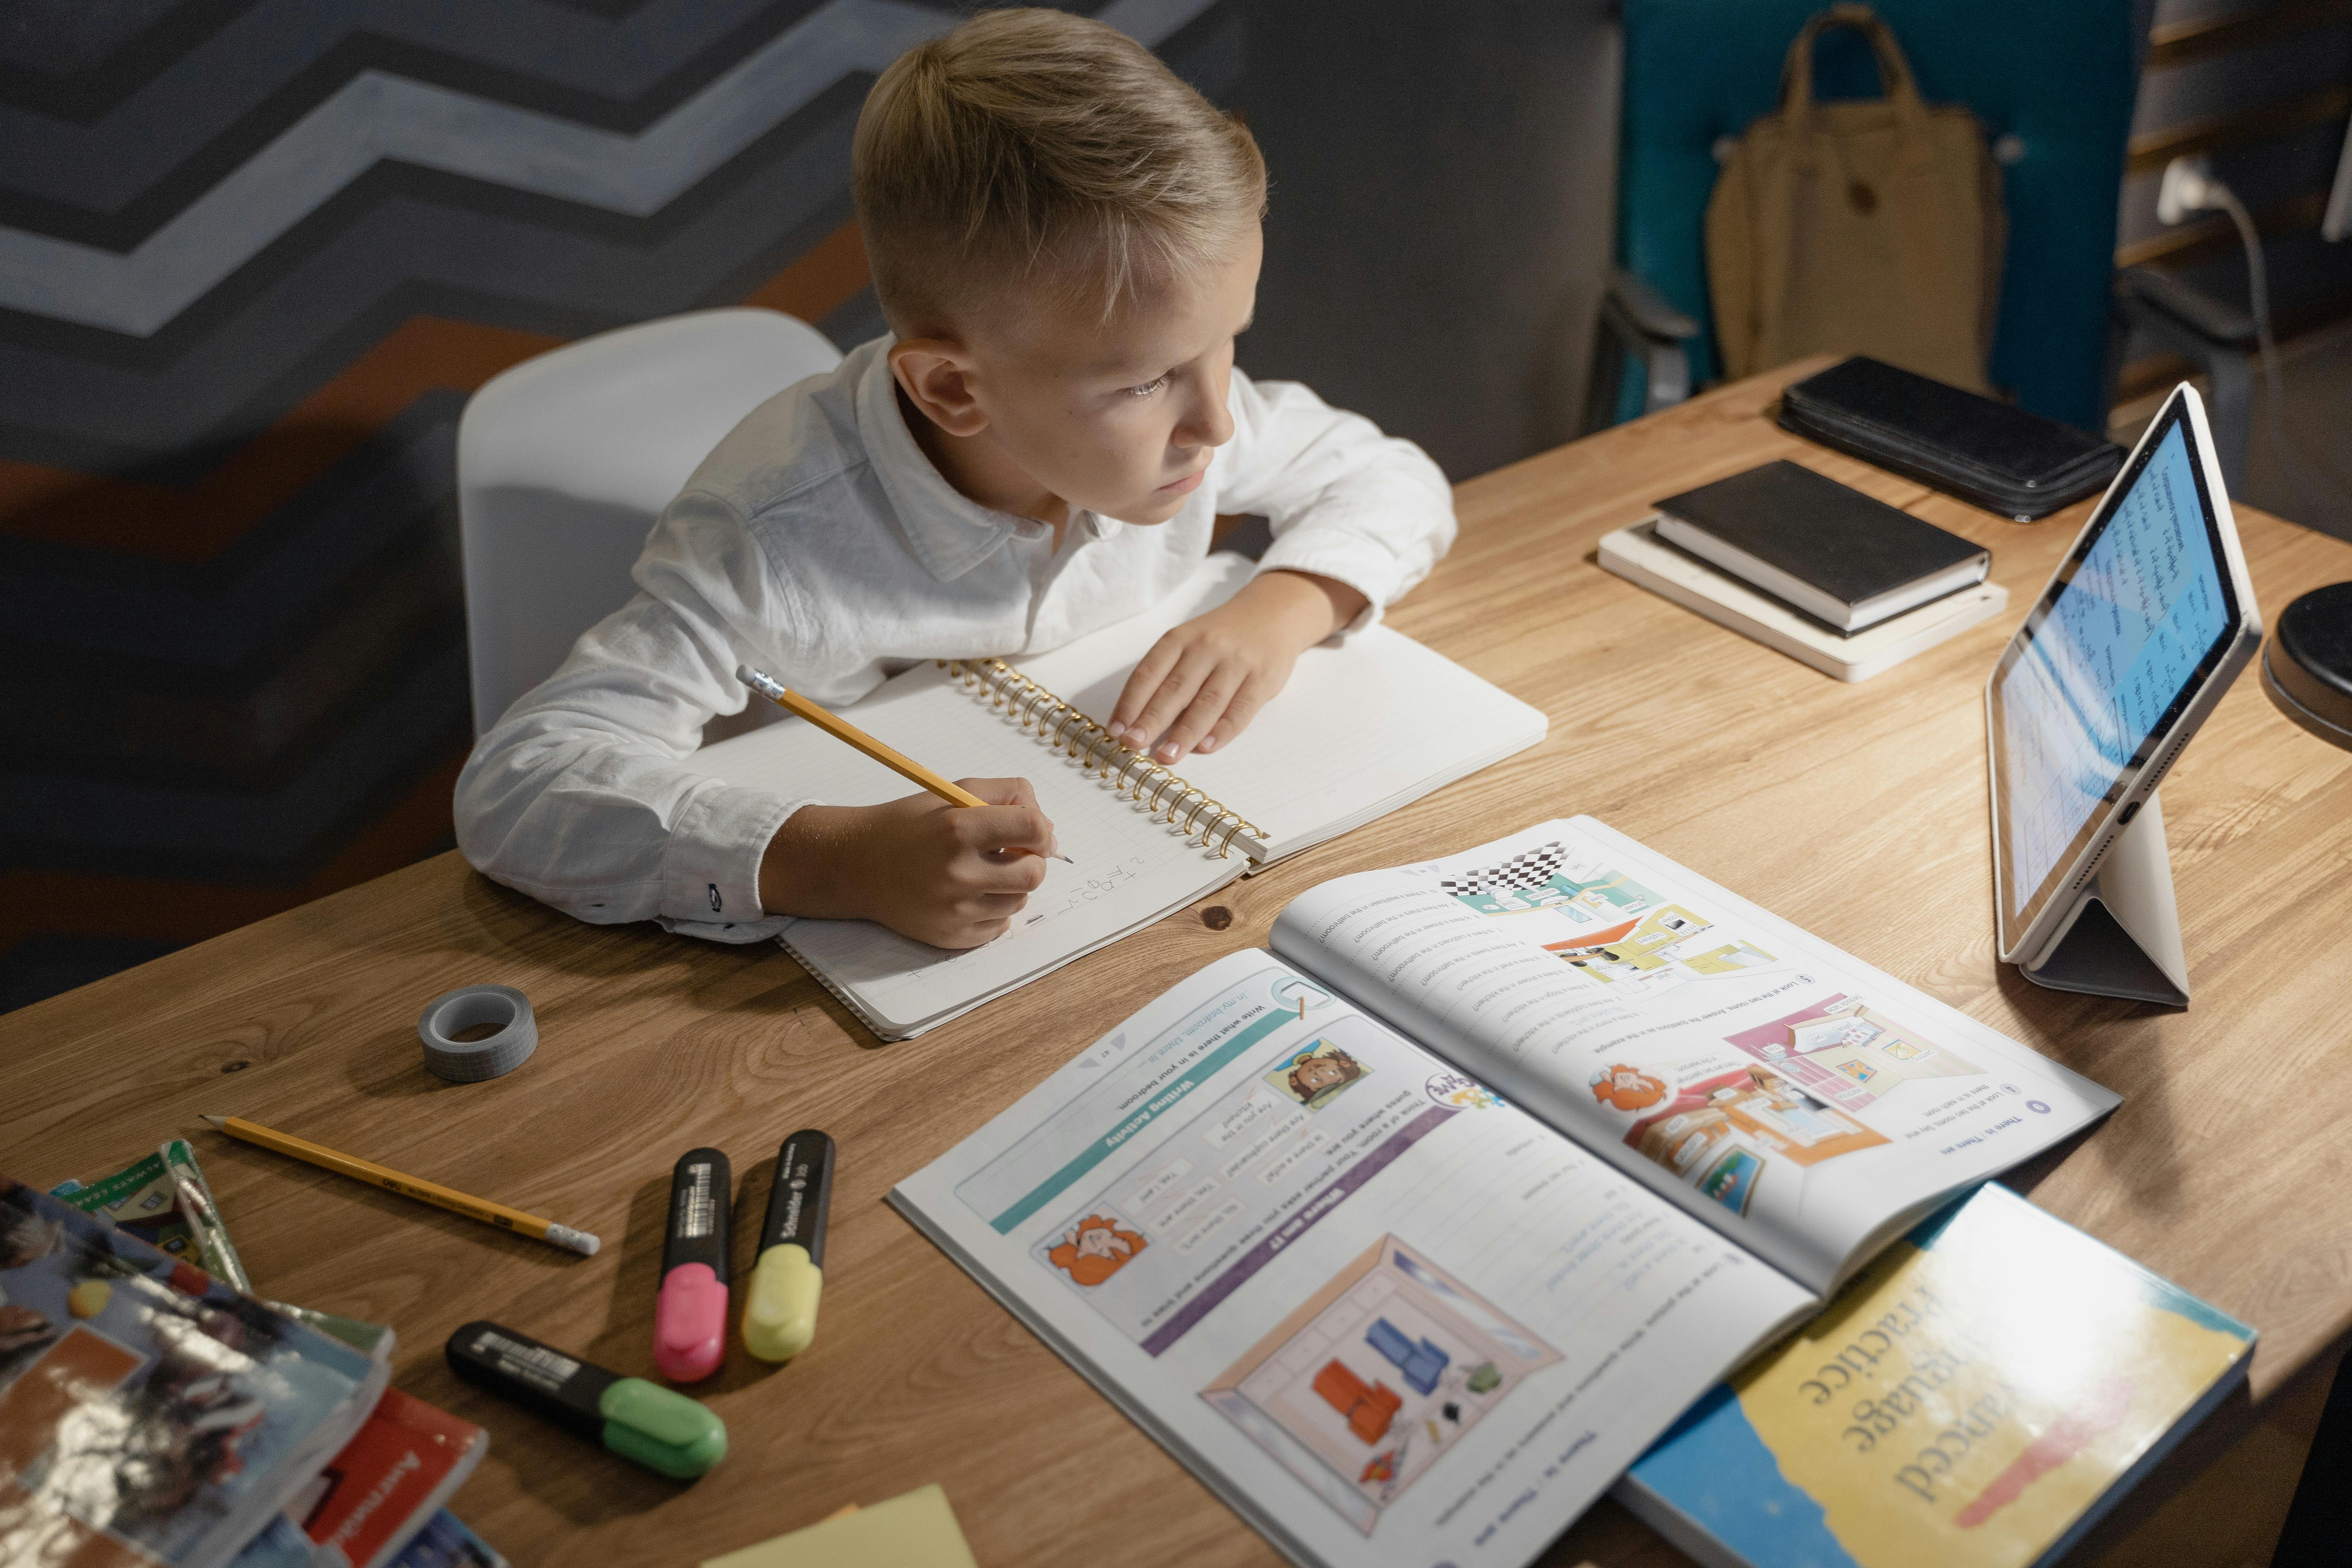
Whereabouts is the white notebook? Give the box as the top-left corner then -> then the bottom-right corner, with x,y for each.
695,555 -> 1548,1037
1599,516 -> 2010,682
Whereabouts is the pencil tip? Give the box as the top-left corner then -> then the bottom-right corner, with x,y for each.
198,1114 -> 227,1129
1059,854 -> 1076,864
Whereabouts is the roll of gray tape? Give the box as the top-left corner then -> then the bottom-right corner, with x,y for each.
417,984 -> 539,1082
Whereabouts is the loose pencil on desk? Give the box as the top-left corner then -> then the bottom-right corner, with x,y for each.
199,1113 -> 599,1256
736,663 -> 1073,862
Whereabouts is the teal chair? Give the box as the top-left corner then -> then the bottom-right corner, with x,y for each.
1592,0 -> 2254,480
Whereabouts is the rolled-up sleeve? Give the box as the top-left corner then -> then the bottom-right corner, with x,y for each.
1211,369 -> 1455,631
452,490 -> 807,944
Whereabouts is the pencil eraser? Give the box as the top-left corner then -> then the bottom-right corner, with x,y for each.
653,1263 -> 729,1383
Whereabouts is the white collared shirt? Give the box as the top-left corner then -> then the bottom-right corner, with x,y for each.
453,335 -> 1455,942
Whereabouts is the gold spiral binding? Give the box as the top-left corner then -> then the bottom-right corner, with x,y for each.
936,658 -> 1268,860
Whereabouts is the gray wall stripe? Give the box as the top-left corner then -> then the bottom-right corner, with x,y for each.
0,0 -> 1215,335
0,109 -> 864,472
0,0 -> 798,208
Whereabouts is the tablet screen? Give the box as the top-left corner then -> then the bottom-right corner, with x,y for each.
1991,405 -> 2239,931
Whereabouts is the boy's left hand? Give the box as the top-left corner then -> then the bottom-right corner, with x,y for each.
1109,570 -> 1367,764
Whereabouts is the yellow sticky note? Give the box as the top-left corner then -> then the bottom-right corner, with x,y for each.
701,1484 -> 977,1568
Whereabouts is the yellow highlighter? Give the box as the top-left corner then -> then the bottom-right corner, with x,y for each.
743,1129 -> 834,1362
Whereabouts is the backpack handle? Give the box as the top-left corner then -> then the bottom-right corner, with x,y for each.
1779,3 -> 1933,147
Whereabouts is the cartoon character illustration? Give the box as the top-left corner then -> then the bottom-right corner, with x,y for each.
1269,1043 -> 1371,1109
1047,1213 -> 1147,1287
1292,1049 -> 1362,1100
1590,1064 -> 1669,1112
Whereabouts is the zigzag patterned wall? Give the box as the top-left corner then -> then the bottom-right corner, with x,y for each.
2,0 -> 1241,1010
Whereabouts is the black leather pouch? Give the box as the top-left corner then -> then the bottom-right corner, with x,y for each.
1779,356 -> 2124,521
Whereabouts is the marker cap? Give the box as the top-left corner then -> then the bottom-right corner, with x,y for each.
655,1147 -> 732,1383
742,1244 -> 822,1363
599,1377 -> 729,1479
654,1262 -> 729,1383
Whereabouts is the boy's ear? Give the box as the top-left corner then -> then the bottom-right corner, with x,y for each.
889,338 -> 988,436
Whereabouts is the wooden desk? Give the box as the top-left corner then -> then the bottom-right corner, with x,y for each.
10,360 -> 2352,1568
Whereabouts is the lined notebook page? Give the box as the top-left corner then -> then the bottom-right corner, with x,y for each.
693,655 -> 1247,1033
692,554 -> 1546,1033
1009,555 -> 1548,857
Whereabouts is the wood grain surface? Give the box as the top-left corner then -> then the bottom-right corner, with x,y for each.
8,358 -> 2350,1568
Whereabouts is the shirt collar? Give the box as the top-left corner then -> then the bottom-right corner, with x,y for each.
854,338 -> 1116,580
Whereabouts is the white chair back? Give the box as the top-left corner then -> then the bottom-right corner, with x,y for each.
457,308 -> 843,734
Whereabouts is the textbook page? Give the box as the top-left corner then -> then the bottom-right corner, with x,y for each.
891,949 -> 1816,1568
1269,819 -> 2120,1297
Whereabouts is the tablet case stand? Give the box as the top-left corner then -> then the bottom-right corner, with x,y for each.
2018,791 -> 2190,1007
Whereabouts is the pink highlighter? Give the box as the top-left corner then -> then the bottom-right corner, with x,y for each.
654,1147 -> 731,1383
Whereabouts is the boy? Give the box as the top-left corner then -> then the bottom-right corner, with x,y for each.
454,9 -> 1454,951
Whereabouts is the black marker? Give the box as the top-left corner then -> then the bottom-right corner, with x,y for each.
445,1320 -> 726,1478
653,1147 -> 731,1383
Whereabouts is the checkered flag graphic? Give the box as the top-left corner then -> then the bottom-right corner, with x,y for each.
1440,842 -> 1571,898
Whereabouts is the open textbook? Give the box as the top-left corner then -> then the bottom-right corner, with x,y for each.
698,554 -> 1546,1037
890,819 -> 2120,1568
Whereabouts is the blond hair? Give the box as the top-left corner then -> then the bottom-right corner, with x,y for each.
852,8 -> 1265,329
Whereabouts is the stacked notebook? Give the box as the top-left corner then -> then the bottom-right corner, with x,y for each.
1600,460 -> 2009,681
698,553 -> 1549,1037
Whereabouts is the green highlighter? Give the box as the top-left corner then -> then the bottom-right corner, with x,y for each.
446,1320 -> 726,1479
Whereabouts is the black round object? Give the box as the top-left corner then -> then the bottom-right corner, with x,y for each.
2263,582 -> 2352,750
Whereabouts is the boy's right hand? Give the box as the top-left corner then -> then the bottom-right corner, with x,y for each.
759,777 -> 1059,949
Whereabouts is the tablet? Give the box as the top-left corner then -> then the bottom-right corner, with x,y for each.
1985,383 -> 2261,966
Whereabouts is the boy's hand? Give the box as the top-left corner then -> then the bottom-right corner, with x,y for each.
1109,570 -> 1367,763
759,777 -> 1059,949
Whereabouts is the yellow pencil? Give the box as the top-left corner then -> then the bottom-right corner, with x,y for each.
737,664 -> 1072,862
199,1114 -> 598,1256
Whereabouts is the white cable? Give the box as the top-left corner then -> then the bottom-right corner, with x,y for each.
2216,183 -> 2350,516
2167,158 -> 2348,519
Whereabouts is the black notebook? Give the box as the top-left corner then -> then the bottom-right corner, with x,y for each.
1780,356 -> 2124,521
1653,461 -> 1990,633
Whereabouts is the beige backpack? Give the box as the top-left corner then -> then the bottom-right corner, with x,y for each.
1705,4 -> 2004,390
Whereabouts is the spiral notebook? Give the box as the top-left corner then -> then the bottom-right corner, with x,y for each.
695,554 -> 1548,1037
